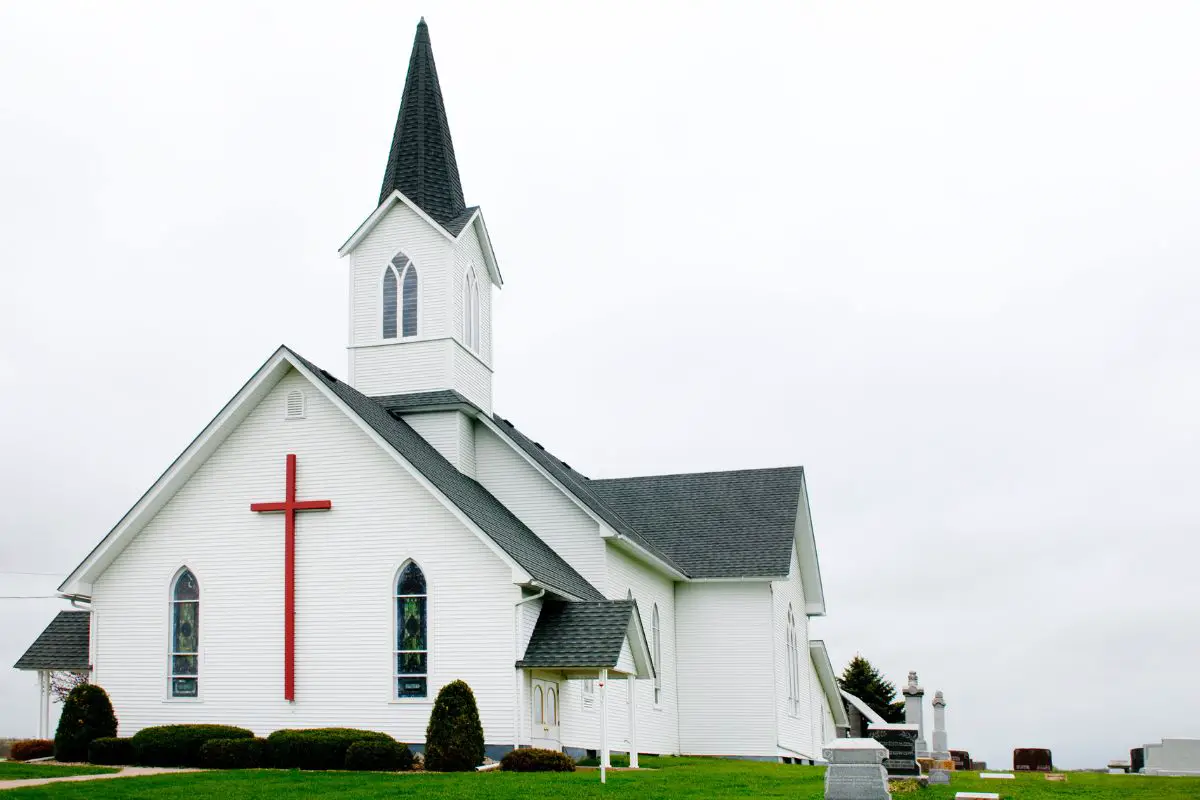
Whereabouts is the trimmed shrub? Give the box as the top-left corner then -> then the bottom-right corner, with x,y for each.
10,739 -> 55,761
500,747 -> 576,772
424,680 -> 484,772
54,684 -> 118,763
199,737 -> 269,769
88,737 -> 135,765
266,728 -> 395,771
131,724 -> 254,767
344,739 -> 413,772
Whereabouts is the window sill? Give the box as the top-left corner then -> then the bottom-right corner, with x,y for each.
388,699 -> 433,706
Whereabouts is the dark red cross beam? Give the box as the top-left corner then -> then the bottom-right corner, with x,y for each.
250,453 -> 332,702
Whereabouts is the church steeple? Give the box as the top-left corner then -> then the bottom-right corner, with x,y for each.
378,18 -> 467,225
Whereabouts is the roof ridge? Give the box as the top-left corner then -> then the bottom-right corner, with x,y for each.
592,464 -> 805,484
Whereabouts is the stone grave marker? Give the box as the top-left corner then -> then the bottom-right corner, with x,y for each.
902,672 -> 928,757
1141,738 -> 1200,775
1131,747 -> 1145,773
979,772 -> 1015,779
955,794 -> 1000,800
1013,747 -> 1053,771
867,723 -> 921,777
950,750 -> 971,771
822,738 -> 892,800
928,691 -> 951,785
970,760 -> 987,770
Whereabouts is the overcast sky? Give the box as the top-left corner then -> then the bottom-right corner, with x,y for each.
2,0 -> 1198,770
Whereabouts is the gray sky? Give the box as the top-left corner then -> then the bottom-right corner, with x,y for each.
2,0 -> 1198,769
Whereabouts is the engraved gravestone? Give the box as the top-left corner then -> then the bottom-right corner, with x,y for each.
1131,747 -> 1145,773
1013,748 -> 1053,772
823,738 -> 892,800
950,750 -> 971,771
868,723 -> 921,777
928,691 -> 951,785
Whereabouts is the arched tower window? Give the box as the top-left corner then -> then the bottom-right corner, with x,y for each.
463,268 -> 480,353
786,605 -> 800,715
395,561 -> 428,698
652,603 -> 662,705
170,568 -> 199,698
382,253 -> 419,339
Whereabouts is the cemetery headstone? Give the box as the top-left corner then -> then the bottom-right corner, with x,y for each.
1130,747 -> 1144,773
979,773 -> 1015,779
950,750 -> 971,771
1013,748 -> 1053,772
1141,738 -> 1200,776
822,738 -> 892,800
868,723 -> 921,777
970,761 -> 987,771
928,691 -> 951,785
955,794 -> 1000,800
902,672 -> 928,757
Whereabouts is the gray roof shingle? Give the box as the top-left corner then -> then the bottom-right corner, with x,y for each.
379,19 -> 467,225
591,467 -> 805,578
14,611 -> 90,670
517,600 -> 637,669
290,351 -> 604,602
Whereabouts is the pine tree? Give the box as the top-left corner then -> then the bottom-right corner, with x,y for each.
837,655 -> 906,723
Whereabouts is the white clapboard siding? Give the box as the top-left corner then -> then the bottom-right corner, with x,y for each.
472,427 -> 606,590
676,581 -> 776,757
349,202 -> 451,346
403,410 -> 475,475
349,339 -> 448,397
451,224 -> 493,366
451,344 -> 493,413
772,544 -> 824,759
90,370 -> 521,744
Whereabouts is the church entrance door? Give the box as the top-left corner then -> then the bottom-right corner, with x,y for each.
530,677 -> 561,750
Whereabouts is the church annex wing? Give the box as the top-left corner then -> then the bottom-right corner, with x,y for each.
58,346 -> 603,603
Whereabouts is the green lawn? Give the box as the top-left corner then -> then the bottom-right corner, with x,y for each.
4,757 -> 1200,799
0,762 -> 118,780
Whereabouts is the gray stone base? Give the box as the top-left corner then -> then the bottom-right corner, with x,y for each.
826,764 -> 892,800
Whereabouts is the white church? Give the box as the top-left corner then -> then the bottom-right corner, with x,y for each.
16,19 -> 848,763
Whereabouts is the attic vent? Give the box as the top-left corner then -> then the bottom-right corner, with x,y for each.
285,390 -> 305,419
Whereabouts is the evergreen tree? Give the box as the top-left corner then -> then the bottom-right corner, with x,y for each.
54,683 -> 118,762
424,680 -> 485,771
837,655 -> 906,723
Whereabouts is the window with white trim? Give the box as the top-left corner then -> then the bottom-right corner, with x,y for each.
652,603 -> 662,705
382,253 -> 418,339
463,267 -> 480,353
395,561 -> 428,698
169,569 -> 199,698
786,605 -> 800,715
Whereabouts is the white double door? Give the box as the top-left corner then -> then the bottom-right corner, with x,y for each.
531,677 -> 561,750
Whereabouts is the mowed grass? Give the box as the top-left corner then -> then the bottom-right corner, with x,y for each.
0,762 -> 118,780
5,758 -> 1200,799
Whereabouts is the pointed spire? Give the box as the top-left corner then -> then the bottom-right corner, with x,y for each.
378,18 -> 466,224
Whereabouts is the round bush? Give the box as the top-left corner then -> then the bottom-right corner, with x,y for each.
10,739 -> 55,761
344,739 -> 413,772
131,724 -> 254,767
500,747 -> 576,772
424,680 -> 485,772
199,737 -> 268,769
266,728 -> 396,771
54,684 -> 118,763
88,737 -> 135,765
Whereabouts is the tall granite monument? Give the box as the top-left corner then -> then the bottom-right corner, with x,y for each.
927,690 -> 952,785
903,671 -> 929,757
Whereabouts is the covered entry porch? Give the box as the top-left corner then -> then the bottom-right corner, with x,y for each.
516,599 -> 655,770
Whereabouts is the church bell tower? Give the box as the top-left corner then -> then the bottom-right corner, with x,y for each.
338,18 -> 502,414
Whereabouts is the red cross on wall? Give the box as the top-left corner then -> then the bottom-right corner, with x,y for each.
250,454 -> 332,702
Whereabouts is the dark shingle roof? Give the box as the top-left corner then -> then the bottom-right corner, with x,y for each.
491,417 -> 687,575
374,389 -> 475,413
14,611 -> 90,670
591,467 -> 805,578
442,206 -> 478,237
379,19 -> 467,225
518,600 -> 637,669
290,351 -> 604,602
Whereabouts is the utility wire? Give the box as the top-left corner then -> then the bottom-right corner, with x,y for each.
0,570 -> 63,577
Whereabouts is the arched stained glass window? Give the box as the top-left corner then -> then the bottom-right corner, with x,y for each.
395,561 -> 428,698
547,687 -> 558,725
534,685 -> 544,724
170,569 -> 199,698
652,603 -> 662,705
382,253 -> 418,339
